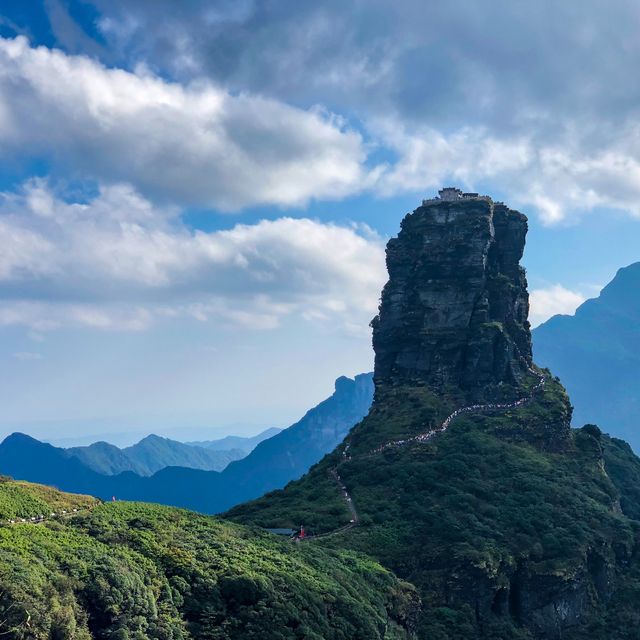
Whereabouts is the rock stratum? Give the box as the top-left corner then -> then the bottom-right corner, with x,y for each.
230,192 -> 640,640
372,196 -> 531,401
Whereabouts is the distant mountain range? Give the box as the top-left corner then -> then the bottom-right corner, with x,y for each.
533,261 -> 640,450
65,434 -> 251,476
187,427 -> 281,454
0,374 -> 373,512
215,373 -> 373,503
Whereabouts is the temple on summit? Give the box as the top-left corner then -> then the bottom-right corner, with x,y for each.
422,187 -> 492,205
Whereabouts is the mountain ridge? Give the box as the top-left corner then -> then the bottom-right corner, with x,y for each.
65,433 -> 246,476
533,261 -> 640,450
187,427 -> 282,452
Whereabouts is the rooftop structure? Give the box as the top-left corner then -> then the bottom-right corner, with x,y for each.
439,187 -> 463,201
422,187 -> 492,206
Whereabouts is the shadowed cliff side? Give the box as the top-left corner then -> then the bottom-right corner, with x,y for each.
372,197 -> 531,403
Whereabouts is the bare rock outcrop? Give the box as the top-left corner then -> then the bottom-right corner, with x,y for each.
372,194 -> 531,401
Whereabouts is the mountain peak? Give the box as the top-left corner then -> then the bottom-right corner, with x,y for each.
371,196 -> 532,400
334,375 -> 354,393
333,373 -> 373,395
596,260 -> 640,314
135,434 -> 167,445
3,432 -> 44,446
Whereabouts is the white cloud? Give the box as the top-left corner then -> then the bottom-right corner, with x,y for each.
529,285 -> 587,327
2,37 -> 640,225
371,120 -> 640,225
77,0 -> 640,226
0,180 -> 387,332
0,301 -> 153,332
0,36 -> 367,210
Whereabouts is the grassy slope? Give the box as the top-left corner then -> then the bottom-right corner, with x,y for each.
0,481 -> 418,639
0,477 -> 98,520
228,377 -> 640,639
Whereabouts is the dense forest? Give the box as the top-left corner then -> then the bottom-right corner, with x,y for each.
0,479 -> 418,639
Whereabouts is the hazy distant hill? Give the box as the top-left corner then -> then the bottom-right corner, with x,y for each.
187,427 -> 281,453
64,440 -> 133,475
533,261 -> 640,449
66,434 -> 246,475
214,373 -> 374,505
0,433 -> 133,497
0,374 -> 374,512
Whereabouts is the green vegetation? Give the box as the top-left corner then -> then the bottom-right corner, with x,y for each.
2,379 -> 639,639
0,480 -> 417,639
345,386 -> 454,456
0,478 -> 97,520
230,378 -> 640,638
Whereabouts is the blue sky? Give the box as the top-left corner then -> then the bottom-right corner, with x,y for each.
0,1 -> 638,444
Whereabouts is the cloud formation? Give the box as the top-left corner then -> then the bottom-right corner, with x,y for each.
3,29 -> 640,223
0,179 -> 386,331
0,36 -> 367,210
372,121 -> 640,225
0,177 -> 588,332
529,285 -> 586,327
90,1 -> 640,130
82,0 -> 640,224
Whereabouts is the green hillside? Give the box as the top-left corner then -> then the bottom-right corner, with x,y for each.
0,480 -> 418,639
0,477 -> 98,521
228,375 -> 640,639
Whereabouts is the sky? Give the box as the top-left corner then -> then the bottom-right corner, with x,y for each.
0,1 -> 638,445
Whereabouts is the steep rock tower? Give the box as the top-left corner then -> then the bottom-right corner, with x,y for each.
371,193 -> 532,401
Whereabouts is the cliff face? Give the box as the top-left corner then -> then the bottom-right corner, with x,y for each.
372,198 -> 531,400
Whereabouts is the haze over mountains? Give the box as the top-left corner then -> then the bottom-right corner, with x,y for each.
0,374 -> 373,512
65,434 -> 246,476
187,427 -> 281,453
2,256 -> 638,515
0,428 -> 280,477
64,428 -> 279,475
2,258 -> 638,507
533,261 -> 640,449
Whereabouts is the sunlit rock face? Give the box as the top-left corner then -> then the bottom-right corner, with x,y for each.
371,195 -> 532,401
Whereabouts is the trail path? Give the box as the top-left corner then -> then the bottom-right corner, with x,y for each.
307,364 -> 546,541
0,504 -> 98,527
5,366 -> 545,540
